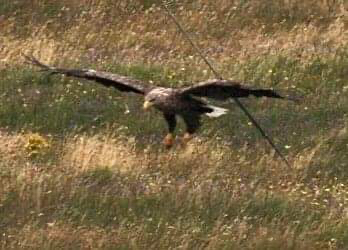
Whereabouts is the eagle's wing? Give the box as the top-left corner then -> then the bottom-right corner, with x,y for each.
25,55 -> 150,95
180,79 -> 297,101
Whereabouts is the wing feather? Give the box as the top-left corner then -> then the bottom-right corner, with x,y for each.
25,55 -> 150,95
180,79 -> 297,101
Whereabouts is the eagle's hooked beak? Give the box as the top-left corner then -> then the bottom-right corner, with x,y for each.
143,100 -> 154,110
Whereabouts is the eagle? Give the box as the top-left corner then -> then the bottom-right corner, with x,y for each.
25,55 -> 295,148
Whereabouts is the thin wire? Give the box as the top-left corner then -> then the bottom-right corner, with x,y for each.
161,2 -> 291,168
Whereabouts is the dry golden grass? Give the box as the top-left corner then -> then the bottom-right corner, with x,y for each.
4,223 -> 123,249
1,0 -> 348,248
0,126 -> 347,249
62,133 -> 140,173
0,130 -> 26,163
1,0 -> 347,72
61,132 -> 243,174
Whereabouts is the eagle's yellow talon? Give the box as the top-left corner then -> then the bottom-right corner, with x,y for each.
163,133 -> 174,148
181,132 -> 192,146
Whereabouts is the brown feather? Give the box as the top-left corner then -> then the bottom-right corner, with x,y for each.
24,55 -> 150,95
180,79 -> 296,101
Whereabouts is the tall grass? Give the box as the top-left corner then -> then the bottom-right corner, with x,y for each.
1,0 -> 348,249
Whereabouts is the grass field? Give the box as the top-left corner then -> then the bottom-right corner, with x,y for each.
1,0 -> 348,249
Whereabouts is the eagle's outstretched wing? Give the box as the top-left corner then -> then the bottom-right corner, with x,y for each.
180,79 -> 298,101
24,55 -> 150,95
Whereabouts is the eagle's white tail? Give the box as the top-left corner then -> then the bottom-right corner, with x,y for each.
205,105 -> 228,118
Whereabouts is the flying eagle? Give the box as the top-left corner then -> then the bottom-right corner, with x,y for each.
25,56 -> 294,148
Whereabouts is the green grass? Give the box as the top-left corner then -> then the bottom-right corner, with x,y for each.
3,51 -> 347,147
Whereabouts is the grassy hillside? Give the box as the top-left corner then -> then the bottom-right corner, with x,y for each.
1,0 -> 348,249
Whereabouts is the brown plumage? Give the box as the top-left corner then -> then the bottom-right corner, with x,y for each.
25,55 -> 295,148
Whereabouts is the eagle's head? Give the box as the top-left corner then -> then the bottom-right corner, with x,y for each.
143,95 -> 156,110
143,88 -> 172,110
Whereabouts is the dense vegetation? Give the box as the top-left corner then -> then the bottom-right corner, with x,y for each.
1,0 -> 348,249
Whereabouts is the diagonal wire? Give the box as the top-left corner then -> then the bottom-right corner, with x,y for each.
161,2 -> 291,168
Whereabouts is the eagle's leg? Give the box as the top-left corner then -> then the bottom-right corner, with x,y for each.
163,113 -> 177,148
181,113 -> 201,146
